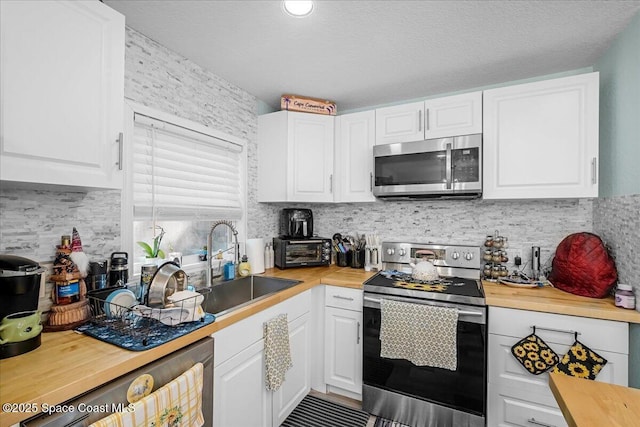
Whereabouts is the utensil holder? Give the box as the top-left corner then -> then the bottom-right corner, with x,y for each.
351,249 -> 365,269
336,250 -> 352,267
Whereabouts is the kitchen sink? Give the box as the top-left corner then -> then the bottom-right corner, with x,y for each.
198,275 -> 301,316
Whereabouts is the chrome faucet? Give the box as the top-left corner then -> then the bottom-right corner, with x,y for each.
206,220 -> 239,286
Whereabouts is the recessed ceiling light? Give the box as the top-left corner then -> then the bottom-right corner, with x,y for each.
283,0 -> 314,18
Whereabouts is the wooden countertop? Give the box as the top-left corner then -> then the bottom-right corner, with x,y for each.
483,281 -> 640,324
3,267 -> 638,425
549,372 -> 640,427
0,266 -> 372,426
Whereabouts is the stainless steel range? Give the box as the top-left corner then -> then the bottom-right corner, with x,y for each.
362,242 -> 486,427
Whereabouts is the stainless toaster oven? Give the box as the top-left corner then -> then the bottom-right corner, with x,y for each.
273,237 -> 331,269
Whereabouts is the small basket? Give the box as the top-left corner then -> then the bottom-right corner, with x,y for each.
85,285 -> 210,346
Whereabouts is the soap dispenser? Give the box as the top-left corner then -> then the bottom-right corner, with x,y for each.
238,255 -> 251,277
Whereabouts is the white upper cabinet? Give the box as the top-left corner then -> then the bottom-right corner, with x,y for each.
375,101 -> 425,144
258,111 -> 334,202
335,111 -> 376,202
375,92 -> 482,145
483,73 -> 599,199
0,0 -> 125,189
423,91 -> 482,139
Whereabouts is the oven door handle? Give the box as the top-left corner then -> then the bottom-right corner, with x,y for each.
363,295 -> 483,317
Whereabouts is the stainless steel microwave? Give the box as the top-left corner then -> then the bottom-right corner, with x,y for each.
373,134 -> 482,199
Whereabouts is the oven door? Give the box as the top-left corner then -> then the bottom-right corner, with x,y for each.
363,293 -> 486,417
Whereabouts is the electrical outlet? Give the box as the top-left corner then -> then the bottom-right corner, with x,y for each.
39,262 -> 53,298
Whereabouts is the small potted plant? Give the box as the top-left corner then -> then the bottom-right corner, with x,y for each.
137,225 -> 166,264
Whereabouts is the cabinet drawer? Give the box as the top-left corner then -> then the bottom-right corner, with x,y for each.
325,286 -> 363,311
214,290 -> 311,366
489,307 -> 628,354
488,334 -> 629,391
488,382 -> 567,427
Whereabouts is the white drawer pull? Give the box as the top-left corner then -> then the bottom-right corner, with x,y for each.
527,417 -> 556,427
332,295 -> 354,301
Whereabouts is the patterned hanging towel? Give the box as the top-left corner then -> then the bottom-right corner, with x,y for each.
380,299 -> 459,371
264,313 -> 293,391
90,362 -> 204,427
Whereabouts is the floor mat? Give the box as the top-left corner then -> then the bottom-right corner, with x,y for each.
373,417 -> 412,427
281,394 -> 370,427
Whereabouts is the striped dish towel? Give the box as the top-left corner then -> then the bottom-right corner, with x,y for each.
264,313 -> 292,391
89,362 -> 204,427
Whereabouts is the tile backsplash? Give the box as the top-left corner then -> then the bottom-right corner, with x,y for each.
0,188 -> 121,263
262,198 -> 594,275
593,193 -> 640,299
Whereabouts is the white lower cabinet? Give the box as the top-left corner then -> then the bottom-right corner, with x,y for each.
487,307 -> 629,427
212,291 -> 311,427
324,286 -> 363,398
214,339 -> 271,427
272,313 -> 311,426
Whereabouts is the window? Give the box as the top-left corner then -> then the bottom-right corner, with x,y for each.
122,103 -> 247,283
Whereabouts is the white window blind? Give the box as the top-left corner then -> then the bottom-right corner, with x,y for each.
133,113 -> 244,221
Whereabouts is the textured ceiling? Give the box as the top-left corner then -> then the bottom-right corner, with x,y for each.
104,0 -> 640,112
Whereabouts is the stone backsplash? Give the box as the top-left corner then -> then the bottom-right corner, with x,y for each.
0,188 -> 121,263
594,193 -> 640,298
259,198 -> 594,274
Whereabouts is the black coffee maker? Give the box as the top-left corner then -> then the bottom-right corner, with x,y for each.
0,255 -> 44,359
280,209 -> 313,239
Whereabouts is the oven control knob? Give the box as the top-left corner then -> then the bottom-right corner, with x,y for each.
451,251 -> 460,260
386,248 -> 395,256
465,252 -> 474,261
398,248 -> 406,256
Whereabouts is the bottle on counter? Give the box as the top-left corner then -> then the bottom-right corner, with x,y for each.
238,255 -> 251,277
615,284 -> 635,310
223,261 -> 235,280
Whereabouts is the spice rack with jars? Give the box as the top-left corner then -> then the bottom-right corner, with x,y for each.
482,231 -> 509,282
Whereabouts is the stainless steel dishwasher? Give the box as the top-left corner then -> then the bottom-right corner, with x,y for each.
22,337 -> 213,427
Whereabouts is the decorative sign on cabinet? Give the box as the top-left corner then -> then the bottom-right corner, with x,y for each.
0,0 -> 125,190
483,72 -> 599,199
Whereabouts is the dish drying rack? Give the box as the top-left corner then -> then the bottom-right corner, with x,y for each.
84,285 -> 211,347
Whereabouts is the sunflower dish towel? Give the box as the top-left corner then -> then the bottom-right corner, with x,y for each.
510,330 -> 559,375
551,337 -> 608,380
90,362 -> 204,427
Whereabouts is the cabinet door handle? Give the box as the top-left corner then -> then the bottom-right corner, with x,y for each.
527,418 -> 556,427
591,157 -> 597,184
370,172 -> 373,191
329,174 -> 333,193
332,295 -> 354,301
357,321 -> 361,344
417,110 -> 422,132
116,132 -> 124,170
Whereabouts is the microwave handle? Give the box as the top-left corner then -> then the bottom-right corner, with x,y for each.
445,142 -> 452,189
